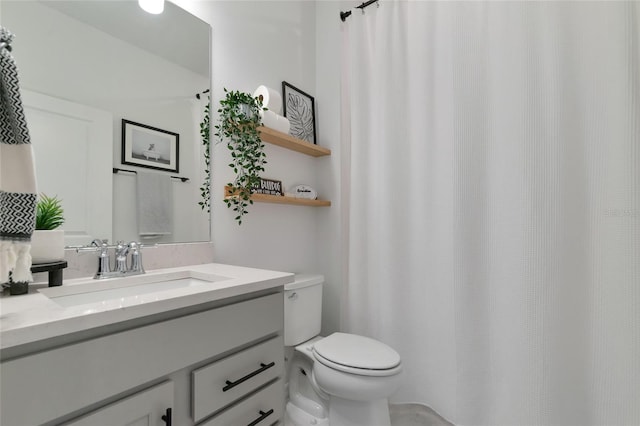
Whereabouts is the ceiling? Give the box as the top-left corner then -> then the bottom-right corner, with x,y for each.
40,0 -> 210,78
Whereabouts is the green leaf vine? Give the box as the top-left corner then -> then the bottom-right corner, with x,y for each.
198,96 -> 211,213
215,88 -> 266,225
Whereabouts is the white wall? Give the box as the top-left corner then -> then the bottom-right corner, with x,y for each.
174,1 -> 322,273
172,0 -> 347,334
314,2 -> 345,335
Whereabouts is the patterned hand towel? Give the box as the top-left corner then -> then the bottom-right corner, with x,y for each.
0,27 -> 37,285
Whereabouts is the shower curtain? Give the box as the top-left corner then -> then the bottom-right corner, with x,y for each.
342,2 -> 639,425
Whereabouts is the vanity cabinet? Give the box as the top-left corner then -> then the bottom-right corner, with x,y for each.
63,381 -> 174,426
0,291 -> 285,426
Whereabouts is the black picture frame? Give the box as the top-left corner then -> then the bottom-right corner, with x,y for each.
282,81 -> 316,144
121,119 -> 179,173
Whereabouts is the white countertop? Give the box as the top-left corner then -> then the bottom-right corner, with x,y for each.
0,263 -> 293,350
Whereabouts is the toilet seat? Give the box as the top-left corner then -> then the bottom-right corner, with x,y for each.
312,333 -> 402,377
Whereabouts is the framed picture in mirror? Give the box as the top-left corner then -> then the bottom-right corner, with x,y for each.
122,119 -> 180,173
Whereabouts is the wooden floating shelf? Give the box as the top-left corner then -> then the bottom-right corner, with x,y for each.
258,126 -> 331,157
250,193 -> 331,206
225,187 -> 331,207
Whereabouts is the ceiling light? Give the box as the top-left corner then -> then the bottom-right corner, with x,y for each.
138,0 -> 164,14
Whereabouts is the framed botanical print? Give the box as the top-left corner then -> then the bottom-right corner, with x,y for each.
282,81 -> 316,144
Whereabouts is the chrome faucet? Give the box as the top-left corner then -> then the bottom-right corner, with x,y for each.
114,241 -> 129,273
77,240 -> 156,279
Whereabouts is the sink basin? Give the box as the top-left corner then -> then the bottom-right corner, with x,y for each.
39,271 -> 231,308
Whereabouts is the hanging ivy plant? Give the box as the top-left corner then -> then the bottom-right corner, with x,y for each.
215,88 -> 266,225
198,96 -> 211,213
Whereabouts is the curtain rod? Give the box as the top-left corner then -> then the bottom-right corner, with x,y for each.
340,0 -> 379,22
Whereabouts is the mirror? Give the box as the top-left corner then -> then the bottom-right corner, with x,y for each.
2,0 -> 211,247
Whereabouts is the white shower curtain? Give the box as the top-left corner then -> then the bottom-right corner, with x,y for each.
343,2 -> 639,425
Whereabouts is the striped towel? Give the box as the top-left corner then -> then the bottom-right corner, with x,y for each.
0,27 -> 37,285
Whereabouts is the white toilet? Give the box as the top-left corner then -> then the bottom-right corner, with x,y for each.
284,274 -> 402,426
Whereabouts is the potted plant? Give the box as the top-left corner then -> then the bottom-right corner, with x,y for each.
215,88 -> 266,225
30,193 -> 65,263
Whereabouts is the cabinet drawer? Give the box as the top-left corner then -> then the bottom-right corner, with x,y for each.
193,335 -> 283,422
199,379 -> 283,426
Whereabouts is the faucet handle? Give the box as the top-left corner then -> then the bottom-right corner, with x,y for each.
115,240 -> 128,254
128,241 -> 155,273
75,240 -> 112,278
114,241 -> 129,273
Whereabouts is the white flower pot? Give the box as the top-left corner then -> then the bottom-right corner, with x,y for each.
30,230 -> 65,263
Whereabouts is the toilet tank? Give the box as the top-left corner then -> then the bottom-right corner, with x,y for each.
284,274 -> 324,346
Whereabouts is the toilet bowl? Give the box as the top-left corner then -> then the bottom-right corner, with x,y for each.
284,275 -> 402,426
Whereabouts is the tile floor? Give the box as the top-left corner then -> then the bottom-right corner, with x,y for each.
285,402 -> 453,426
390,403 -> 454,426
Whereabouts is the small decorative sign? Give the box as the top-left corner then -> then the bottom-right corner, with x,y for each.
291,184 -> 318,200
253,178 -> 284,196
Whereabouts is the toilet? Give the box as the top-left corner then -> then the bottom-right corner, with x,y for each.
284,274 -> 402,426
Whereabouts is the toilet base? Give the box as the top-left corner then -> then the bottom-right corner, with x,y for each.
286,398 -> 391,426
285,401 -> 329,426
328,396 -> 391,426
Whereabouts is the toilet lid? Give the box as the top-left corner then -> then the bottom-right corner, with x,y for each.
312,332 -> 401,372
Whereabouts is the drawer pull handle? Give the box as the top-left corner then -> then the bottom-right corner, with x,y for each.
161,407 -> 172,426
247,409 -> 274,426
223,362 -> 276,392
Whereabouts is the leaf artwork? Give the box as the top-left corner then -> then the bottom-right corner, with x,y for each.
287,93 -> 315,144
